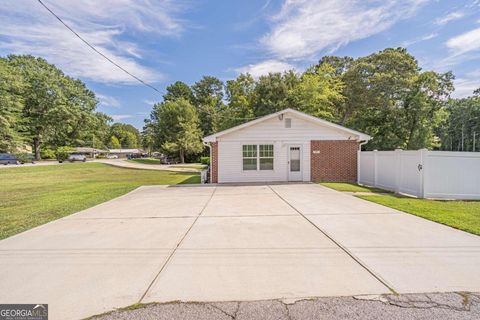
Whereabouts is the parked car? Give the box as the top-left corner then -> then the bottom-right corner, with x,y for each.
68,153 -> 87,162
0,153 -> 18,165
106,154 -> 118,159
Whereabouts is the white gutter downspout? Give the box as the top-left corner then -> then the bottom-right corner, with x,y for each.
358,140 -> 368,150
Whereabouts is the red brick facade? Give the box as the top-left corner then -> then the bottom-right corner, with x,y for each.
210,142 -> 218,183
310,140 -> 359,182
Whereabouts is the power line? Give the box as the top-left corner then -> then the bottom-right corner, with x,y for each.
36,0 -> 163,95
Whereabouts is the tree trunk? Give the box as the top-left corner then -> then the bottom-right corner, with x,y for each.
33,138 -> 41,161
179,149 -> 185,164
406,119 -> 417,149
340,111 -> 349,125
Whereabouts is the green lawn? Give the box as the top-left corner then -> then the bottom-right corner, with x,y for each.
321,182 -> 391,193
128,158 -> 161,165
0,163 -> 199,240
358,194 -> 480,236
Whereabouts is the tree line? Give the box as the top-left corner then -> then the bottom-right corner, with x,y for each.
144,48 -> 480,162
0,55 -> 141,159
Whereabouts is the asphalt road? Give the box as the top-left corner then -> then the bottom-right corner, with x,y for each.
93,292 -> 480,320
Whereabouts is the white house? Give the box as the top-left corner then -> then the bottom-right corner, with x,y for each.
203,108 -> 372,183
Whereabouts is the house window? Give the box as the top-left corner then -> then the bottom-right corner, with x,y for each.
259,144 -> 274,170
242,144 -> 274,171
242,145 -> 257,170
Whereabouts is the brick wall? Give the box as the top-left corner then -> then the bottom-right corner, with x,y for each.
310,140 -> 358,182
210,142 -> 218,183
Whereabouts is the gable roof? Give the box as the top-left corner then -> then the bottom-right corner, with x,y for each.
203,108 -> 372,142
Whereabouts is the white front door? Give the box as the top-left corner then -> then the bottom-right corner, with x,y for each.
288,145 -> 302,181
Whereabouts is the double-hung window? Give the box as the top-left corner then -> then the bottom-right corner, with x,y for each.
259,145 -> 274,170
242,144 -> 274,171
242,145 -> 257,170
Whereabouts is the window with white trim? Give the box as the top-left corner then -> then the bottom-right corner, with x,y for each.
259,144 -> 274,170
242,144 -> 274,171
242,145 -> 257,170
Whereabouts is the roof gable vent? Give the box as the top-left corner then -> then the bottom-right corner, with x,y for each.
285,118 -> 292,128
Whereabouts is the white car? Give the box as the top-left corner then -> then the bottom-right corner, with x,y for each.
106,154 -> 118,159
68,154 -> 87,162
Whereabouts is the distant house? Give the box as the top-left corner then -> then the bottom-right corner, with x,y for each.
75,147 -> 108,158
108,148 -> 145,158
202,108 -> 372,183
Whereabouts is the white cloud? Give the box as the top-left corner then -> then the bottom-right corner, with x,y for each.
111,114 -> 134,121
452,78 -> 480,98
0,0 -> 189,84
434,11 -> 465,25
402,33 -> 438,47
260,0 -> 429,60
235,60 -> 296,78
446,27 -> 480,56
97,94 -> 120,108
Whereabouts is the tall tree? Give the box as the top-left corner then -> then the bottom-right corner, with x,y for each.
252,71 -> 300,117
163,81 -> 194,103
192,76 -> 224,136
402,71 -> 454,149
436,91 -> 480,151
140,122 -> 155,155
0,57 -> 25,152
148,98 -> 203,163
220,73 -> 256,130
7,55 -> 101,159
290,64 -> 344,120
110,123 -> 140,148
318,48 -> 453,150
109,135 -> 121,149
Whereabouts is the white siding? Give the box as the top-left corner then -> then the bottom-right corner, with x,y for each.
216,112 -> 346,183
219,112 -> 352,142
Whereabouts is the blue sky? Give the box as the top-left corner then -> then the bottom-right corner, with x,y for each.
1,0 -> 480,129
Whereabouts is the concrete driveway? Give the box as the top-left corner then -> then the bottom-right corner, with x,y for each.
1,184 -> 479,319
95,159 -> 203,172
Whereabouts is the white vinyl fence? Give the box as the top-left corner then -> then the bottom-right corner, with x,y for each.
358,149 -> 480,200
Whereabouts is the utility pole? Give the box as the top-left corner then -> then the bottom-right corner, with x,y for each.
461,124 -> 464,151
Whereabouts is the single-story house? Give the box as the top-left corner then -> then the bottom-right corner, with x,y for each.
75,147 -> 108,158
202,108 -> 372,183
108,148 -> 145,158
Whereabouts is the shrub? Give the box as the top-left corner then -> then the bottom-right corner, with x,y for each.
200,156 -> 210,165
96,154 -> 106,159
40,148 -> 56,159
56,146 -> 75,162
15,153 -> 34,163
